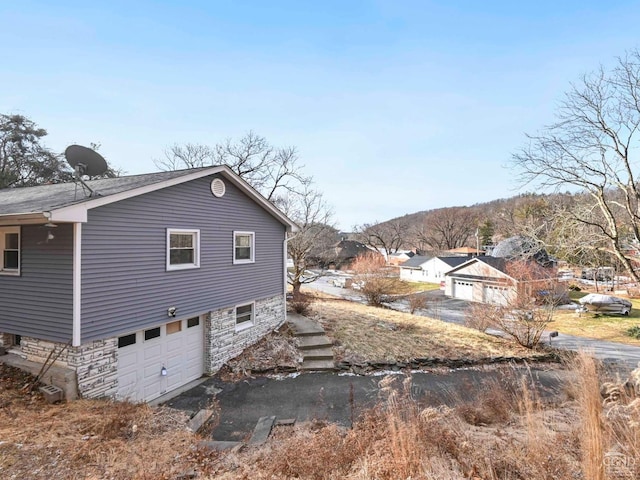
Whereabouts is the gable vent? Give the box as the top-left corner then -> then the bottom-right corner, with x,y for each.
210,178 -> 226,197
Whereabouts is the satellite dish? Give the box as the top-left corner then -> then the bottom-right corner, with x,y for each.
64,145 -> 108,177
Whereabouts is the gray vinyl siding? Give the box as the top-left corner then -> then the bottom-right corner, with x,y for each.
0,224 -> 73,342
80,174 -> 286,342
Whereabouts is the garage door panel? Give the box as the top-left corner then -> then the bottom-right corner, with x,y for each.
453,280 -> 473,301
117,316 -> 204,402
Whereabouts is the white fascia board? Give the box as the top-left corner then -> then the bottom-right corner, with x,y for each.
47,165 -> 299,231
0,213 -> 49,225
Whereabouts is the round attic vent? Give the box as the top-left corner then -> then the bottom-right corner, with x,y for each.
210,178 -> 226,197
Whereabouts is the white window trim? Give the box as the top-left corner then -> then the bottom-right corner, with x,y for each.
233,231 -> 255,264
235,301 -> 255,332
0,226 -> 21,276
166,228 -> 200,271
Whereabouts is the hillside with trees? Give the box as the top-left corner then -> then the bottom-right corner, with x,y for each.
357,189 -> 636,273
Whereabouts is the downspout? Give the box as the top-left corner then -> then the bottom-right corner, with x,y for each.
72,223 -> 82,346
283,230 -> 300,324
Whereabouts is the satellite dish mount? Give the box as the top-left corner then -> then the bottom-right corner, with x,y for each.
64,145 -> 108,198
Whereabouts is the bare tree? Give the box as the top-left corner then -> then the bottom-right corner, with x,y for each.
465,260 -> 561,348
355,220 -> 408,261
512,50 -> 640,282
281,186 -> 335,296
155,143 -> 214,170
415,207 -> 478,250
350,251 -> 398,306
155,131 -> 311,203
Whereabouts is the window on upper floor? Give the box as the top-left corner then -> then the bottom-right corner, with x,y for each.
167,229 -> 200,271
233,231 -> 255,264
0,226 -> 20,275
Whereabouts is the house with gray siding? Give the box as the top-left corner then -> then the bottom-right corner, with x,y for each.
0,166 -> 297,402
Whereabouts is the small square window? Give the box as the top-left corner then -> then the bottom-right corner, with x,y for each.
144,327 -> 161,340
234,232 -> 254,264
187,317 -> 200,328
235,303 -> 254,330
167,229 -> 200,271
166,320 -> 182,335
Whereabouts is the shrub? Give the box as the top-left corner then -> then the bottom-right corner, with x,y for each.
626,325 -> 640,340
407,293 -> 427,314
288,293 -> 312,315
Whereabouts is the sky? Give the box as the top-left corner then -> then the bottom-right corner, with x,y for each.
2,1 -> 640,230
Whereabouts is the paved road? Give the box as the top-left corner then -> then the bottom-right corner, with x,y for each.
167,366 -> 570,441
306,277 -> 640,371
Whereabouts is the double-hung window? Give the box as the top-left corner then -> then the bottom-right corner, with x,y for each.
0,227 -> 20,275
167,229 -> 200,271
233,231 -> 255,264
235,302 -> 254,330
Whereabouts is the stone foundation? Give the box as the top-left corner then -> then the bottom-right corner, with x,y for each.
205,294 -> 285,373
18,336 -> 117,399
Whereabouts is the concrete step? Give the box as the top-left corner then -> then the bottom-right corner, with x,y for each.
301,359 -> 336,371
288,315 -> 325,337
297,335 -> 333,350
198,440 -> 244,452
302,347 -> 334,361
248,416 -> 276,446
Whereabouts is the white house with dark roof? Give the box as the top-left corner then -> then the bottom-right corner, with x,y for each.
399,255 -> 468,284
0,166 -> 297,402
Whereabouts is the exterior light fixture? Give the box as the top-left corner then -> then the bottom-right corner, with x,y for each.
161,366 -> 167,376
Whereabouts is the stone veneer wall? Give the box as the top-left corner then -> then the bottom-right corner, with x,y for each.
19,336 -> 118,399
0,333 -> 12,347
205,294 -> 285,373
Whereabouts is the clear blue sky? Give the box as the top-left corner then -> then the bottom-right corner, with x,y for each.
2,1 -> 639,230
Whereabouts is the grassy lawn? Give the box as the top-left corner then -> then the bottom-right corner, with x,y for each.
307,295 -> 543,363
393,280 -> 441,294
550,300 -> 640,345
546,290 -> 640,344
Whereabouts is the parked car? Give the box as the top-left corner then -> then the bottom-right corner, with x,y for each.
331,277 -> 346,288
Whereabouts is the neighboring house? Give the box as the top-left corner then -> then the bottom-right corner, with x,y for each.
444,256 -> 556,306
399,255 -> 468,283
388,250 -> 415,266
446,246 -> 484,257
0,166 -> 296,402
313,239 -> 375,270
445,257 -> 516,305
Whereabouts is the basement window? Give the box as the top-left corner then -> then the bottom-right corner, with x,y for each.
235,303 -> 254,331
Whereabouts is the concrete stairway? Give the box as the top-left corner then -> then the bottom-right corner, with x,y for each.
287,313 -> 335,371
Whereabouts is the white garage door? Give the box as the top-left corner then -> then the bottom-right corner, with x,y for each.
453,280 -> 473,301
117,316 -> 204,402
483,285 -> 510,306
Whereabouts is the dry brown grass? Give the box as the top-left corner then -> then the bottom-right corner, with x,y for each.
309,296 -> 542,363
0,364 -> 199,480
2,355 -> 639,479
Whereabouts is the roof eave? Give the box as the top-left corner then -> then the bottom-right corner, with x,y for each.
0,212 -> 51,226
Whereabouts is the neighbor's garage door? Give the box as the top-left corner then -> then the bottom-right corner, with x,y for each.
117,316 -> 204,402
483,285 -> 510,306
453,280 -> 473,301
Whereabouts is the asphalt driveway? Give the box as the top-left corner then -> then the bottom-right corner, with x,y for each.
166,366 -> 570,441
